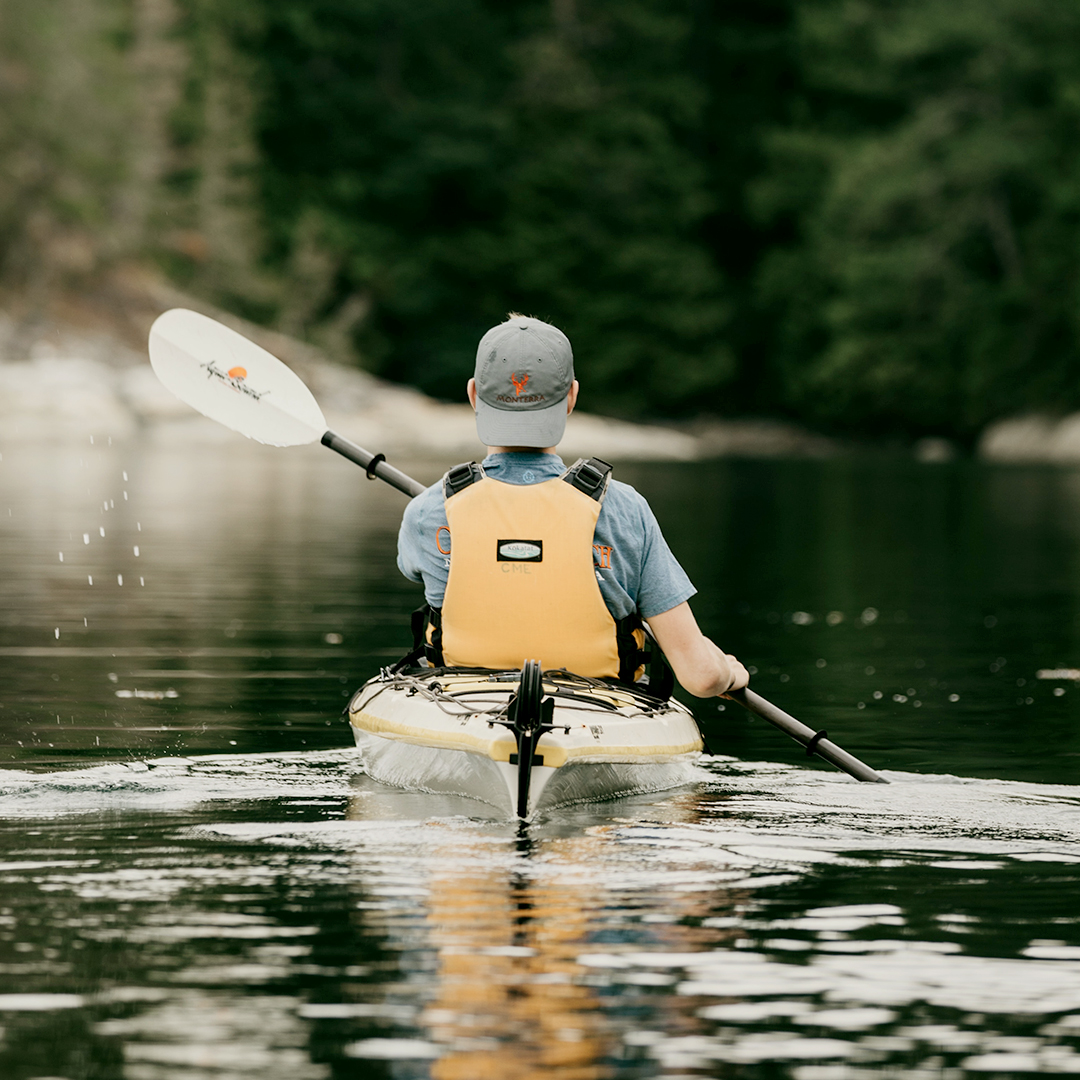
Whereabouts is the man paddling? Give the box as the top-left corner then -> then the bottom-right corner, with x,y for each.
397,313 -> 749,700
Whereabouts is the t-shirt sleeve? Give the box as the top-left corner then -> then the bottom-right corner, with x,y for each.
396,494 -> 426,584
633,492 -> 697,619
396,485 -> 450,606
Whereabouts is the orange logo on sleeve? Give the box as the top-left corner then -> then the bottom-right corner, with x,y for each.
593,544 -> 612,569
510,372 -> 530,396
436,526 -> 451,555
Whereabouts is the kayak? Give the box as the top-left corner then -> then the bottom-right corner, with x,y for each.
346,661 -> 705,818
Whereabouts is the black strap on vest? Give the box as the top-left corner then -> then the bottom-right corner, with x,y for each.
394,604 -> 674,701
390,603 -> 443,672
563,457 -> 612,501
443,462 -> 484,499
615,613 -> 675,700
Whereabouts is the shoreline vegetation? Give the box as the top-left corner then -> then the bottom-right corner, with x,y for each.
0,269 -> 829,461
0,270 -> 1073,464
2,1 -> 1079,456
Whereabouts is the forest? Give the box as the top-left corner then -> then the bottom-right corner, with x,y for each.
2,0 -> 1079,440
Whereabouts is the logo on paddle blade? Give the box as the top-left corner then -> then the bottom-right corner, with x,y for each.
201,360 -> 268,401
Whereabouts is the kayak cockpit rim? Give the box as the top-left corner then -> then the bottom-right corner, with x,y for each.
347,665 -> 680,718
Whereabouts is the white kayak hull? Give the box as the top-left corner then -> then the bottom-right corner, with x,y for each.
348,670 -> 704,818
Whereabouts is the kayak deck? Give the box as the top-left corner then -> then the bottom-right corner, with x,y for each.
347,669 -> 704,818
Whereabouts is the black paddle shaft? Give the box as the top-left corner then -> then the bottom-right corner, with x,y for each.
728,687 -> 888,783
321,430 -> 427,498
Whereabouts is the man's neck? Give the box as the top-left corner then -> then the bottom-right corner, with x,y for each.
487,446 -> 559,455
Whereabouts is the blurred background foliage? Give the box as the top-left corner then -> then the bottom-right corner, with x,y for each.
1,0 -> 1079,438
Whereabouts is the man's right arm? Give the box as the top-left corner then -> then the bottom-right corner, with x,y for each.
646,601 -> 749,698
396,493 -> 426,583
396,485 -> 450,605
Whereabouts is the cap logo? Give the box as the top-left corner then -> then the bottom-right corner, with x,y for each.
510,372 -> 530,396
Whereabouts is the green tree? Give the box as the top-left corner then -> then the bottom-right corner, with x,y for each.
249,0 -> 737,414
755,0 -> 1080,437
0,0 -> 135,296
0,0 -> 273,319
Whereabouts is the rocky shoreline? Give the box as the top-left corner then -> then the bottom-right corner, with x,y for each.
6,270 -> 1065,465
0,274 -> 837,462
977,415 -> 1080,464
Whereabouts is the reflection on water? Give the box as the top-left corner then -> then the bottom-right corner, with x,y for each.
4,436 -> 1080,1075
1,756 -> 1079,1077
5,437 -> 1080,780
640,456 -> 1080,783
0,436 -> 437,764
397,794 -> 738,1080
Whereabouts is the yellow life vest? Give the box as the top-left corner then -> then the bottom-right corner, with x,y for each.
438,459 -> 621,676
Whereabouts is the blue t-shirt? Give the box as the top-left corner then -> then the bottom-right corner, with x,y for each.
396,452 -> 695,620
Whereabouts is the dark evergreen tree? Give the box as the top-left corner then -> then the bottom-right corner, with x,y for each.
248,0 -> 752,416
755,0 -> 1080,437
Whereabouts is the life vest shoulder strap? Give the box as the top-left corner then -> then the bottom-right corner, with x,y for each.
443,461 -> 485,500
561,457 -> 613,501
443,458 -> 611,501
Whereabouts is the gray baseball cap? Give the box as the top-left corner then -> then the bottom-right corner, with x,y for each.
473,316 -> 575,448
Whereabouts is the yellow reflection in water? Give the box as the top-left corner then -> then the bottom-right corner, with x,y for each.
429,842 -> 616,1079
347,789 -> 745,1078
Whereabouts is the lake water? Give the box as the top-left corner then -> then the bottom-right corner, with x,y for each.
2,434 -> 1080,1079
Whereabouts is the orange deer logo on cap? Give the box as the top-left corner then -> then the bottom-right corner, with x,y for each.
510,372 -> 530,397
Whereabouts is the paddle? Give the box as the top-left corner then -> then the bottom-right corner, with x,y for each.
727,688 -> 888,783
149,308 -> 426,497
150,307 -> 889,784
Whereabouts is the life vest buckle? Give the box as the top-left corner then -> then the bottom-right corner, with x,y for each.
564,457 -> 612,500
444,461 -> 484,498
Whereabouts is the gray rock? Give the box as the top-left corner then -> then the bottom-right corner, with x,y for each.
978,415 -> 1080,463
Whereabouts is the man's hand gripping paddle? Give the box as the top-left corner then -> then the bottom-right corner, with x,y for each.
149,307 -> 887,783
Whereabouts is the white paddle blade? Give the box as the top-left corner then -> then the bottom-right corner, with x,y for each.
149,309 -> 327,446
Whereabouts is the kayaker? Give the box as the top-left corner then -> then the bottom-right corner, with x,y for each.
397,314 -> 749,700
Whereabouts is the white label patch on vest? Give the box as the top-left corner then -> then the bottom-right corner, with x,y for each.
497,539 -> 543,562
